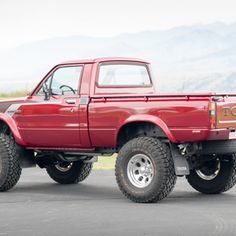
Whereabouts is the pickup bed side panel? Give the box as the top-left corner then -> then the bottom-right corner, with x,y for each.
88,97 -> 210,147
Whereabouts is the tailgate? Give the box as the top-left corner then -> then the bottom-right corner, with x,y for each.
216,96 -> 236,129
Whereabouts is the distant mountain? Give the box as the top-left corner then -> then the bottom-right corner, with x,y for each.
0,22 -> 236,93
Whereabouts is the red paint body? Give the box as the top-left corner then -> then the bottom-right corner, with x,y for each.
1,57 -> 236,150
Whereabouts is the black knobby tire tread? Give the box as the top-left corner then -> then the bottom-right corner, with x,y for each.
76,163 -> 93,183
115,137 -> 176,203
158,142 -> 177,201
0,133 -> 22,191
46,161 -> 92,184
222,154 -> 236,192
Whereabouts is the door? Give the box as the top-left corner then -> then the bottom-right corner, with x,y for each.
15,65 -> 83,148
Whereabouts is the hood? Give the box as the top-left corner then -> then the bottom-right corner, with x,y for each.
0,97 -> 27,113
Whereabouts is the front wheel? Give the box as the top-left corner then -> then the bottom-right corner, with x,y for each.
186,155 -> 236,194
115,137 -> 176,203
46,161 -> 92,184
0,133 -> 22,191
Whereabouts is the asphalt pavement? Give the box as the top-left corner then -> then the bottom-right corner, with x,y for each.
0,168 -> 236,236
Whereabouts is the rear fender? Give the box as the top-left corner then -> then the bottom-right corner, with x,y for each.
0,113 -> 26,146
116,114 -> 177,144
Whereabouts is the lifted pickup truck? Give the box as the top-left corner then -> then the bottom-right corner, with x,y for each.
1,57 -> 236,203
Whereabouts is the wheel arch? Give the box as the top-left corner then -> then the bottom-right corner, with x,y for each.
116,114 -> 177,148
0,114 -> 26,146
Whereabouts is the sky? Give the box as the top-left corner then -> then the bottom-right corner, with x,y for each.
0,0 -> 236,49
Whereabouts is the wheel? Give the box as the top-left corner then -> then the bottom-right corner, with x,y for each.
186,155 -> 236,194
46,161 -> 92,184
115,137 -> 176,203
0,133 -> 22,191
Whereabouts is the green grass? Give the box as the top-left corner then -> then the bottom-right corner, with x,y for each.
0,90 -> 29,99
93,154 -> 117,170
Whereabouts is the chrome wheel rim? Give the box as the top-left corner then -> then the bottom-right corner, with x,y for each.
55,162 -> 73,172
127,154 -> 154,188
196,158 -> 221,181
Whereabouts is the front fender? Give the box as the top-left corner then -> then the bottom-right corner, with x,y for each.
116,114 -> 177,143
0,113 -> 26,146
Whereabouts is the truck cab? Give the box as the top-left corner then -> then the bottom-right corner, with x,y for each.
9,58 -> 153,148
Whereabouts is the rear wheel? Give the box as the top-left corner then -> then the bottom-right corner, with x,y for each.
186,155 -> 236,194
115,137 -> 176,203
46,161 -> 92,184
0,133 -> 22,191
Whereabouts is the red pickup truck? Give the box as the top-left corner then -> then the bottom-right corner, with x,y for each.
0,57 -> 236,203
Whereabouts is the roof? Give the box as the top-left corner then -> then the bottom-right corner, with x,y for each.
59,57 -> 150,65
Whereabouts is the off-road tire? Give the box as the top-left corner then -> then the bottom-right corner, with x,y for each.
186,155 -> 236,194
0,133 -> 22,191
46,161 -> 92,184
115,137 -> 176,203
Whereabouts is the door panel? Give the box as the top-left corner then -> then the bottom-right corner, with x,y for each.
14,65 -> 84,148
15,96 -> 81,147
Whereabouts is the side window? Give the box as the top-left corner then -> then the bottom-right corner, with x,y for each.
36,75 -> 52,96
98,64 -> 151,87
37,66 -> 82,96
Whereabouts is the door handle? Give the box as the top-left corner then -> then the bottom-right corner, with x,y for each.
65,99 -> 76,104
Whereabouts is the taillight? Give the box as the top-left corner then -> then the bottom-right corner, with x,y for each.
209,102 -> 216,128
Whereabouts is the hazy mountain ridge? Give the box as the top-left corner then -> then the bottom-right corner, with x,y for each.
0,22 -> 236,93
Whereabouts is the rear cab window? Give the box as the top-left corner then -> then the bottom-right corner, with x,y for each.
98,64 -> 151,87
95,62 -> 154,95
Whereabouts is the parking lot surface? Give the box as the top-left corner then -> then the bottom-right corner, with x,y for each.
0,168 -> 236,236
